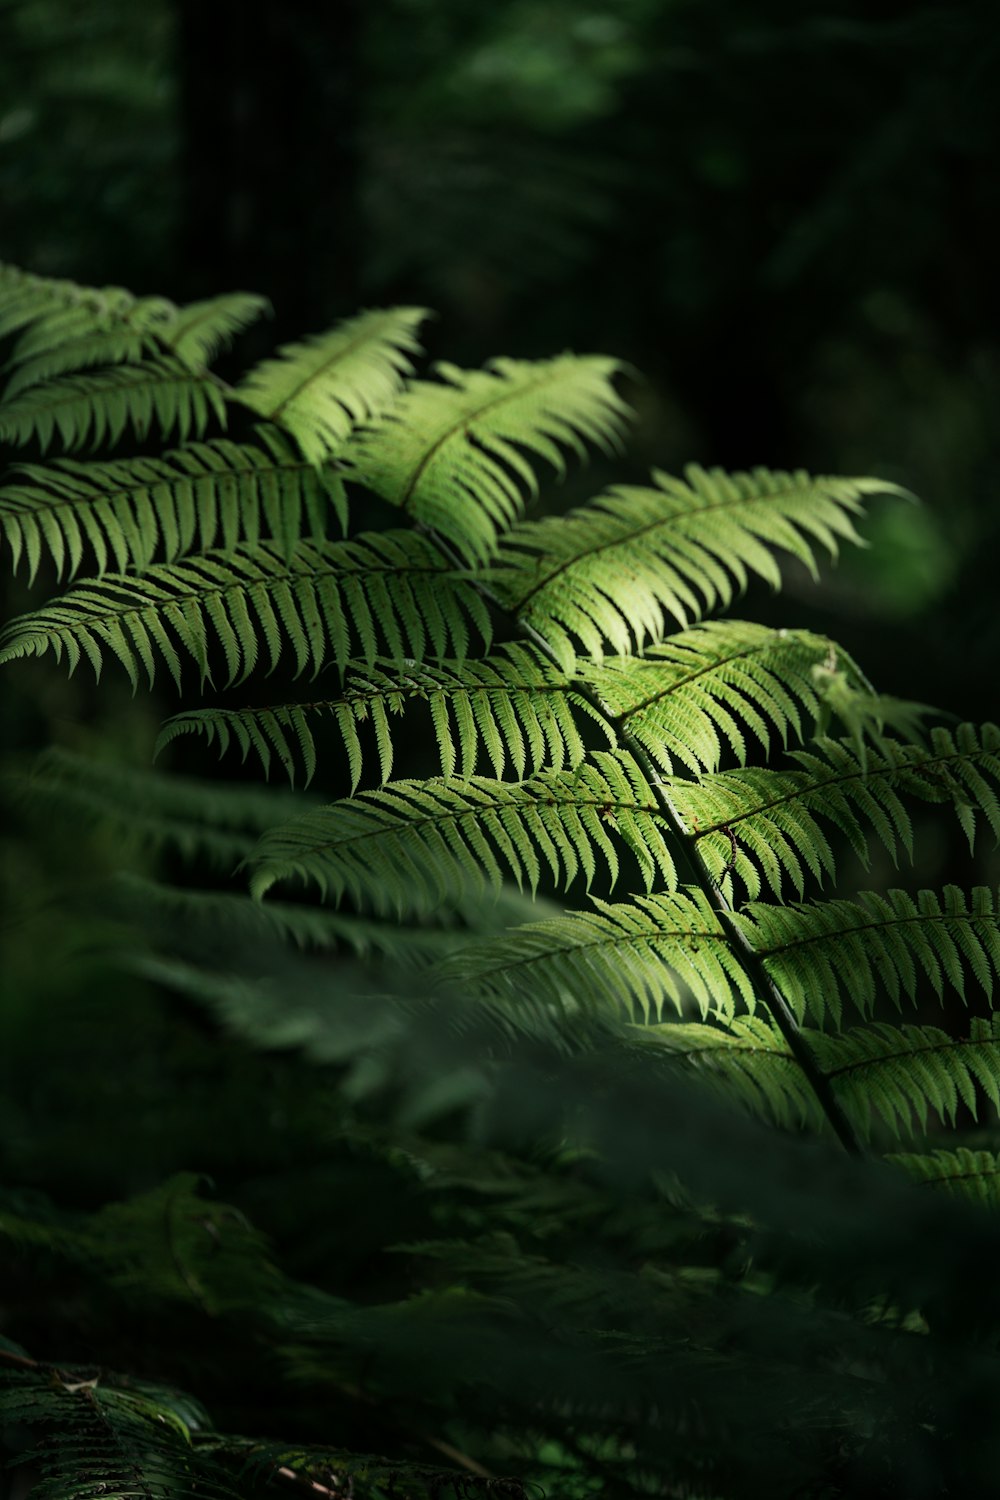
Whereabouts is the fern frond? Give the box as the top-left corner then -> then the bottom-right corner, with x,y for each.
19,746 -> 313,868
493,467 -> 895,668
157,644 -> 613,789
0,428 -> 346,584
343,354 -> 629,563
0,1364 -> 237,1500
237,307 -> 425,463
582,620 -> 872,776
156,292 -> 271,370
0,531 -> 491,689
735,886 -> 1000,1027
0,262 -> 171,351
247,751 -> 677,911
0,357 -> 228,454
887,1147 -> 1000,1208
673,724 -> 1000,900
640,1013 -> 1000,1142
437,888 -> 754,1021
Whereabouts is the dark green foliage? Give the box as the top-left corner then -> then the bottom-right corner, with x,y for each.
3,264 -> 1000,1499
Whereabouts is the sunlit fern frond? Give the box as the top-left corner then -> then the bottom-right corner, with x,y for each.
671,724 -> 1000,901
17,746 -> 315,868
155,292 -> 271,371
156,643 -> 613,789
0,531 -> 492,689
887,1146 -> 1000,1209
0,1363 -> 238,1500
237,306 -> 426,463
0,427 -> 347,584
581,620 -> 872,776
734,886 -> 1000,1027
343,354 -> 630,563
639,1013 -> 1000,1142
0,357 -> 228,454
492,467 -> 898,668
437,887 -> 754,1022
247,751 -> 676,911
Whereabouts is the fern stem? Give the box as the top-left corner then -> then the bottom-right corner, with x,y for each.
419,525 -> 864,1157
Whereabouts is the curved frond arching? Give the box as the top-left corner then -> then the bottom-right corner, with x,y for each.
343,354 -> 630,563
247,752 -> 677,911
493,467 -> 896,668
437,888 -> 754,1022
887,1147 -> 1000,1208
0,530 -> 492,690
237,306 -> 426,463
156,291 -> 272,371
673,725 -> 1000,901
0,262 -> 173,354
156,644 -> 613,790
735,886 -> 1000,1027
582,620 -> 870,776
0,427 -> 347,584
0,357 -> 228,454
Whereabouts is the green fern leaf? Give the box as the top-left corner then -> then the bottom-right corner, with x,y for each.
238,306 -> 425,463
0,262 -> 172,350
247,751 -> 676,911
735,886 -> 1000,1027
0,357 -> 228,454
0,531 -> 490,689
343,354 -> 629,563
673,724 -> 1000,901
0,427 -> 346,583
437,887 -> 754,1021
493,467 -> 897,668
887,1147 -> 1000,1208
157,291 -> 271,370
157,643 -> 613,789
582,620 -> 873,776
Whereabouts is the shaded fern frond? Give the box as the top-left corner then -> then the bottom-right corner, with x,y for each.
0,531 -> 491,689
0,357 -> 228,454
494,467 -> 894,668
640,1013 -> 1000,1141
673,724 -> 1000,900
888,1147 -> 1000,1208
344,354 -> 629,563
19,746 -> 313,868
0,1364 -> 237,1500
0,262 -> 172,351
437,888 -> 754,1021
582,620 -> 871,776
237,307 -> 425,463
0,428 -> 346,584
735,886 -> 1000,1027
157,644 -> 613,789
248,751 -> 677,911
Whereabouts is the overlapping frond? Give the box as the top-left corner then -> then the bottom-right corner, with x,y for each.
493,467 -> 895,668
672,724 -> 1000,900
0,530 -> 491,689
581,620 -> 871,776
0,357 -> 228,454
437,888 -> 753,1021
237,307 -> 425,463
888,1147 -> 1000,1208
247,751 -> 676,911
156,292 -> 271,371
640,1013 -> 1000,1142
735,886 -> 1000,1026
157,643 -> 612,789
0,262 -> 172,352
343,354 -> 629,563
0,427 -> 346,583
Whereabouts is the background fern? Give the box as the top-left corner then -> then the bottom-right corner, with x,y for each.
3,263 -> 1000,1500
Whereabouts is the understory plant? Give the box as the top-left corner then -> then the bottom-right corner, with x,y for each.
1,262 -> 1000,1498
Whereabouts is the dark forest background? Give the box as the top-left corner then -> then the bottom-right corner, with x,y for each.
2,0 -> 997,728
